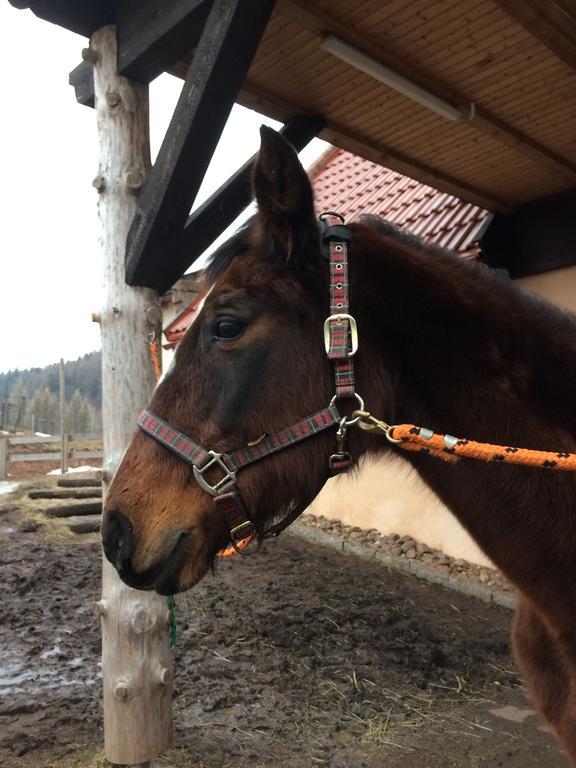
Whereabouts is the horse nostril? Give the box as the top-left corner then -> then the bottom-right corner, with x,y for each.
101,510 -> 135,571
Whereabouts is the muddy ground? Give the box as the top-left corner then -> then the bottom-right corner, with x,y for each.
0,482 -> 567,768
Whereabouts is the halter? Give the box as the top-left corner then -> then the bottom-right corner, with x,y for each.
138,212 -> 363,553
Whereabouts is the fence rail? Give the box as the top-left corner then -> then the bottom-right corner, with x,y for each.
0,433 -> 102,479
10,450 -> 103,462
7,433 -> 99,445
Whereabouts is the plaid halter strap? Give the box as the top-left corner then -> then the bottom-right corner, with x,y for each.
138,212 -> 361,552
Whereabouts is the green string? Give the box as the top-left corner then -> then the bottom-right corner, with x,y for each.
167,595 -> 177,648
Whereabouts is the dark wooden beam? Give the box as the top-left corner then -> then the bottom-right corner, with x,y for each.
125,0 -> 277,288
69,61 -> 95,109
480,187 -> 576,278
156,114 -> 325,292
116,0 -> 210,83
494,0 -> 576,72
69,0 -> 212,108
9,0 -> 115,37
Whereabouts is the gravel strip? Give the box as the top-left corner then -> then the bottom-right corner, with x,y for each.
292,513 -> 516,610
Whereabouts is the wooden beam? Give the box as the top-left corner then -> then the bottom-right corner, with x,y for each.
238,83 -> 514,213
125,0 -> 277,288
279,0 -> 576,183
91,25 -> 172,765
157,114 -> 325,292
69,61 -> 95,108
493,0 -> 576,73
481,187 -> 576,278
116,0 -> 210,83
69,0 -> 211,108
9,0 -> 115,37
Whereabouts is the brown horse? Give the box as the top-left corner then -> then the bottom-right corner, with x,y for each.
103,127 -> 576,763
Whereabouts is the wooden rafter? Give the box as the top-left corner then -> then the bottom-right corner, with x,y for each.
279,0 -> 576,184
156,114 -> 326,293
494,0 -> 576,73
238,84 -> 513,213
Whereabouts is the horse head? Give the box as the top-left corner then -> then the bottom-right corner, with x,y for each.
102,127 -> 385,594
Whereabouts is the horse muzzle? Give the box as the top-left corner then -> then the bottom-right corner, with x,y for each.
101,510 -> 193,594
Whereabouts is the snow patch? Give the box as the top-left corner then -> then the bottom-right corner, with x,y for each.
0,482 -> 18,496
47,465 -> 100,476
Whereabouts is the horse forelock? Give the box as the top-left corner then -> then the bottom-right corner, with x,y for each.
206,222 -> 253,287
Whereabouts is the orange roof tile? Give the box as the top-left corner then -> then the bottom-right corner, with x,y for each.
163,291 -> 205,348
310,148 -> 489,259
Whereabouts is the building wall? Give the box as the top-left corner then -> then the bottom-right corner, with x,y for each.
516,265 -> 576,313
307,265 -> 576,566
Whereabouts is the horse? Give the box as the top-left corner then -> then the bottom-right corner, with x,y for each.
103,126 -> 576,764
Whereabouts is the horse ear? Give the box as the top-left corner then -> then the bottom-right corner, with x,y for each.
252,126 -> 317,261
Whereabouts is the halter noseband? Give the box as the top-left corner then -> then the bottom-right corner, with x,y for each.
138,213 -> 362,553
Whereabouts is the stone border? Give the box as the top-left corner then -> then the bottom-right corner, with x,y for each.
289,522 -> 517,611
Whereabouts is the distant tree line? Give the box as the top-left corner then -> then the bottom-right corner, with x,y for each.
0,352 -> 102,434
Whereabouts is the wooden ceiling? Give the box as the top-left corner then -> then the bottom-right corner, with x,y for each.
172,0 -> 576,212
15,0 -> 576,285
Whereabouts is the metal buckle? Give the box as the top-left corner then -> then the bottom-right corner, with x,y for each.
323,313 -> 359,357
192,451 -> 237,496
319,211 -> 345,223
328,452 -> 352,471
329,418 -> 352,471
230,520 -> 255,543
230,520 -> 258,555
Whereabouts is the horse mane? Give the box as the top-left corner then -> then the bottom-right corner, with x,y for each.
358,213 -> 464,263
206,222 -> 252,285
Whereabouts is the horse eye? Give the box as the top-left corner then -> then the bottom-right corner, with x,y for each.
213,317 -> 245,341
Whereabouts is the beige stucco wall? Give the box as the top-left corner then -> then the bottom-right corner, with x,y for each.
308,457 -> 494,565
308,265 -> 576,566
516,265 -> 576,313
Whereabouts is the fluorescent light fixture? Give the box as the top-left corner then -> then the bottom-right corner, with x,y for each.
321,34 -> 465,122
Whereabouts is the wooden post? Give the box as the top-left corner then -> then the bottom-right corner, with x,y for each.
91,26 -> 173,766
0,438 -> 7,481
59,358 -> 68,474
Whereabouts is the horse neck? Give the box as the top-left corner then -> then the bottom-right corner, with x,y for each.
351,223 -> 576,448
349,224 -> 576,602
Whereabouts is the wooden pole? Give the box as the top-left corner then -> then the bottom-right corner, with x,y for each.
59,358 -> 68,474
91,26 -> 173,766
0,438 -> 7,481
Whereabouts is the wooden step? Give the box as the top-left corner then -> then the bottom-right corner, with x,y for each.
57,476 -> 100,488
62,514 -> 102,534
44,500 -> 102,518
29,487 -> 102,500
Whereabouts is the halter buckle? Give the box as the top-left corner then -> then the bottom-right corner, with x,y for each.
230,520 -> 257,550
323,313 -> 359,357
192,451 -> 237,496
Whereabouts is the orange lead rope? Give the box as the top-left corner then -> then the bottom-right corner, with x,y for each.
149,339 -> 163,382
354,411 -> 576,471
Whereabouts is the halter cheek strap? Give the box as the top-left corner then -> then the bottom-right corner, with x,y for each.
137,406 -> 343,549
322,213 -> 357,400
138,212 -> 361,552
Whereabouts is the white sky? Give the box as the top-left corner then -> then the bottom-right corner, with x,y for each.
0,4 -> 327,373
